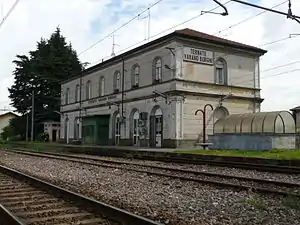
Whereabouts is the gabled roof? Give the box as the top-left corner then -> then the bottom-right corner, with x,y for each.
290,106 -> 300,111
174,28 -> 267,54
61,28 -> 267,84
0,112 -> 18,118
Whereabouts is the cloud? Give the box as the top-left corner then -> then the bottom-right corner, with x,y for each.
0,0 -> 299,113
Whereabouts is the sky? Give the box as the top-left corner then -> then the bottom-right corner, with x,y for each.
0,0 -> 299,113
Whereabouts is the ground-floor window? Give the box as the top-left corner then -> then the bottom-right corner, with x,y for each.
74,118 -> 80,140
132,110 -> 140,146
150,107 -> 163,148
114,113 -> 121,145
64,117 -> 69,144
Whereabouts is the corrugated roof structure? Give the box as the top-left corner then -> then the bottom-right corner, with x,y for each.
214,111 -> 295,134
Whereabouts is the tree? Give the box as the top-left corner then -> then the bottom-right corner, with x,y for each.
1,125 -> 14,140
8,27 -> 83,139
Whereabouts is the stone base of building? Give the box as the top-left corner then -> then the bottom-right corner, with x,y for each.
59,138 -> 199,148
209,133 -> 296,151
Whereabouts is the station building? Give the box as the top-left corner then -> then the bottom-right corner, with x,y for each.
60,28 -> 267,148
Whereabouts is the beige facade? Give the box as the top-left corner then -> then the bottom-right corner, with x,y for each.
60,28 -> 266,148
0,112 -> 18,138
43,122 -> 60,142
291,106 -> 300,133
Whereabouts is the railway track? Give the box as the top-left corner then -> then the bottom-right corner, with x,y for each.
2,149 -> 300,197
0,164 -> 161,225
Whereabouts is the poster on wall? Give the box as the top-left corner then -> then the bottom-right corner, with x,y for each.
183,47 -> 214,65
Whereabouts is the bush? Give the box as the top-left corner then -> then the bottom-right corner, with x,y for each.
39,133 -> 49,142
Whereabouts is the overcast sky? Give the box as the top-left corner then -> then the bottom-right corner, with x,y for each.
0,0 -> 299,112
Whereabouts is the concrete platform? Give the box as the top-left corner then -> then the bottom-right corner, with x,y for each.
60,144 -> 199,152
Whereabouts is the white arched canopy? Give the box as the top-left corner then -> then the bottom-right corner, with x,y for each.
214,111 -> 295,134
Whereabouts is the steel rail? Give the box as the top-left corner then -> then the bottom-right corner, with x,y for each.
0,164 -> 162,225
8,147 -> 300,174
4,149 -> 300,197
0,204 -> 25,225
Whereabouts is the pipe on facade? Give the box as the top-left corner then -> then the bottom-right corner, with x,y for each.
121,57 -> 125,121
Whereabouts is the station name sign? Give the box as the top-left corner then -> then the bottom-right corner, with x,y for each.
87,95 -> 117,105
183,47 -> 214,65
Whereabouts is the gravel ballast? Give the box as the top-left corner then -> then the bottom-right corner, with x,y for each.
0,151 -> 299,225
65,153 -> 300,184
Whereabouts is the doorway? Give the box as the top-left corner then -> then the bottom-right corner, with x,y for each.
150,107 -> 163,147
132,111 -> 140,146
52,129 -> 57,142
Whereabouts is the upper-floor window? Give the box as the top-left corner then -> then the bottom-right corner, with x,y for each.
75,84 -> 80,102
65,88 -> 70,104
215,58 -> 228,85
114,71 -> 121,93
153,57 -> 162,83
99,76 -> 105,96
86,80 -> 92,99
132,64 -> 139,88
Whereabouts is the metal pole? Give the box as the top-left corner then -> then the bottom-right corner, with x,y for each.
121,58 -> 125,120
31,90 -> 34,142
26,113 -> 28,143
203,104 -> 214,144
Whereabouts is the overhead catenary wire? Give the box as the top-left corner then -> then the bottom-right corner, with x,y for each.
78,0 -> 164,56
0,0 -> 19,29
88,0 -> 233,67
213,0 -> 288,36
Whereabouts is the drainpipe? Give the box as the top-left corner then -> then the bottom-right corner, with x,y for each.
121,57 -> 125,121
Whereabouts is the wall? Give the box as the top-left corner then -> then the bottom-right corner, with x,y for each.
182,95 -> 255,144
178,40 -> 260,90
61,40 -> 177,106
295,111 -> 300,132
61,96 -> 177,147
0,114 -> 16,136
209,134 -> 296,151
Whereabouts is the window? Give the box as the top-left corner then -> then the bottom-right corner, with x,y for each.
215,58 -> 228,85
65,88 -> 70,104
114,71 -> 121,93
74,118 -> 80,140
86,80 -> 92,100
153,57 -> 162,83
75,84 -> 80,102
132,64 -> 139,88
99,76 -> 105,96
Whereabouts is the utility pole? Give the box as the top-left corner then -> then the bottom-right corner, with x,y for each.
31,90 -> 34,142
26,113 -> 28,143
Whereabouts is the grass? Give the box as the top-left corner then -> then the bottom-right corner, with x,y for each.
0,141 -> 64,153
173,149 -> 300,160
240,198 -> 267,211
282,195 -> 300,210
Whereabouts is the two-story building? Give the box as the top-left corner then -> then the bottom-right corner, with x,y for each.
60,28 -> 267,148
291,106 -> 300,133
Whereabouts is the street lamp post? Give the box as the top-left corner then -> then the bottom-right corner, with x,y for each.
195,104 -> 214,145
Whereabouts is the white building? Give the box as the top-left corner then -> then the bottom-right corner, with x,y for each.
60,28 -> 267,148
43,121 -> 60,142
0,112 -> 18,139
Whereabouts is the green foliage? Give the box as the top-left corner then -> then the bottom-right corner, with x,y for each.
1,125 -> 14,140
38,133 -> 49,142
282,195 -> 300,210
173,149 -> 300,160
8,27 -> 83,139
240,197 -> 267,211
